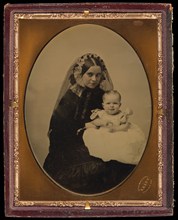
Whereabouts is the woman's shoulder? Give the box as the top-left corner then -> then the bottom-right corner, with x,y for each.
61,89 -> 79,103
55,89 -> 78,114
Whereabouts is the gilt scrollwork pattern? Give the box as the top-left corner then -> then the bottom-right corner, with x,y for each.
12,12 -> 163,207
14,12 -> 162,20
157,14 -> 163,206
13,13 -> 20,207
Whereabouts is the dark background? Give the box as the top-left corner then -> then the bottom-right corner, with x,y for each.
1,0 -> 177,219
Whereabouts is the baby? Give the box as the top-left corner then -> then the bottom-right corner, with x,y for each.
85,90 -> 133,132
83,90 -> 146,165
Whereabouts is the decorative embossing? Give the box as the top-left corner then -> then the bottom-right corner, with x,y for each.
157,14 -> 163,207
85,201 -> 91,209
13,200 -> 162,207
158,116 -> 163,168
138,176 -> 152,193
157,15 -> 163,110
158,188 -> 163,204
13,12 -> 162,20
13,13 -> 20,207
12,12 -> 163,208
83,11 -> 90,17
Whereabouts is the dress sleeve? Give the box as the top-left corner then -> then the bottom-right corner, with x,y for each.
48,91 -> 82,146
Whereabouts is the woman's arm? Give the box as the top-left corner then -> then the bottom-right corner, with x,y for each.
49,91 -> 83,143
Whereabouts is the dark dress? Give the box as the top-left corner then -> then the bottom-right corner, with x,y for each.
43,87 -> 135,194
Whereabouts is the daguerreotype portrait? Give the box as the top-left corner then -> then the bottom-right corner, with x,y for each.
4,3 -> 174,217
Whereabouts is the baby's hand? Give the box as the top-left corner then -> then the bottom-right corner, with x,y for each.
121,122 -> 130,131
108,127 -> 115,133
106,122 -> 113,127
106,122 -> 114,132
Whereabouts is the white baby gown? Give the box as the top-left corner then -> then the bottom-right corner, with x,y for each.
83,110 -> 146,165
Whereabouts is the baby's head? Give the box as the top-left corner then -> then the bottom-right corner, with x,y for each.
102,90 -> 121,115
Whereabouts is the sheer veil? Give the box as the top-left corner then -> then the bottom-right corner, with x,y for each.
53,53 -> 113,111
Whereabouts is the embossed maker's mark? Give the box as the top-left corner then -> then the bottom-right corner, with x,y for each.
138,176 -> 152,193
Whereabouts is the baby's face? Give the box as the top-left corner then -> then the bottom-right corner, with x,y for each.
102,94 -> 121,115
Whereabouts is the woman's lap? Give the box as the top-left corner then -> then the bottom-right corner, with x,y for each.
43,141 -> 136,194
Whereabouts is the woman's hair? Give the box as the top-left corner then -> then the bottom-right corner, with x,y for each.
80,54 -> 106,75
103,90 -> 121,102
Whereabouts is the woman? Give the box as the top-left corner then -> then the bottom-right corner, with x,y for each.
43,53 -> 135,194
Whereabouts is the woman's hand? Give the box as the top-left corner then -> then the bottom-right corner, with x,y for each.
117,122 -> 130,131
85,122 -> 97,129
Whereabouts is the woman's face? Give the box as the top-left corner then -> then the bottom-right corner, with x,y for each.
82,66 -> 102,89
